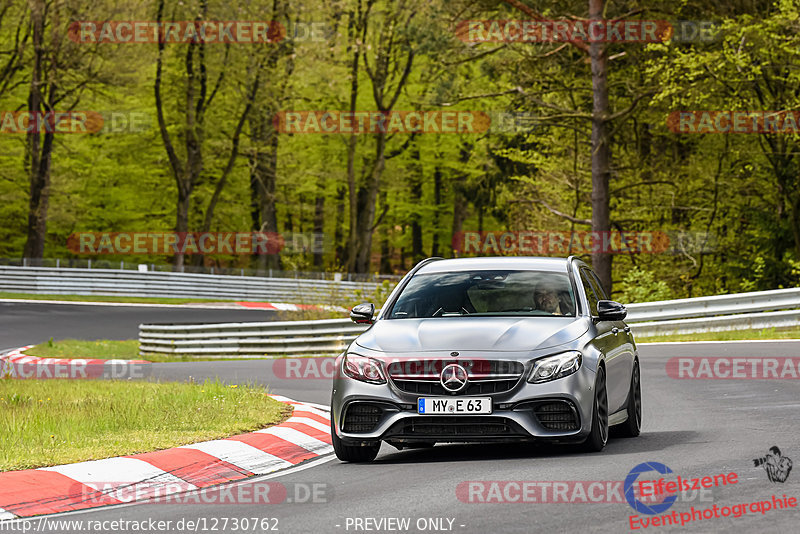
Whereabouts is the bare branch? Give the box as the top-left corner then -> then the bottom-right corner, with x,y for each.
514,198 -> 592,225
154,0 -> 184,183
500,0 -> 589,53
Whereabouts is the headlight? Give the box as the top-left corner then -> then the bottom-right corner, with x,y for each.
342,353 -> 387,384
528,351 -> 582,383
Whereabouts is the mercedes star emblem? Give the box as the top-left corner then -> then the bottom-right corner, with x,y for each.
440,363 -> 468,393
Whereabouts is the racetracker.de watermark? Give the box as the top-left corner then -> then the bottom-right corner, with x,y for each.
67,232 -> 328,255
456,480 -> 713,504
0,518 -> 281,533
0,360 -> 150,380
0,111 -> 151,134
668,111 -> 800,134
667,357 -> 800,379
70,481 -> 330,505
275,111 -> 491,135
452,230 -> 716,256
456,20 -> 720,43
272,357 -> 521,381
456,20 -> 672,43
68,21 -> 333,44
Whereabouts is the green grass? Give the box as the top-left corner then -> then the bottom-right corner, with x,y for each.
25,339 -> 291,363
0,291 -> 237,305
27,339 -> 141,360
0,379 -> 289,471
637,327 -> 800,344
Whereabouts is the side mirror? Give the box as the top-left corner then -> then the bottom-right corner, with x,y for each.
597,300 -> 627,321
350,303 -> 375,325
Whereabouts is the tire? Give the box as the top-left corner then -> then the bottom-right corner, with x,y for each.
331,418 -> 380,463
582,365 -> 609,452
617,360 -> 642,437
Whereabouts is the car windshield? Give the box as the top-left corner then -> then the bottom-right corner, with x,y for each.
388,270 -> 576,319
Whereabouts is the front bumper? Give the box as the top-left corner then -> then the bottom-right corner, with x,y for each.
331,360 -> 597,445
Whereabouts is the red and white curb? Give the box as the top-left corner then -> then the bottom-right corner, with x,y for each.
0,395 -> 332,519
0,346 -> 150,379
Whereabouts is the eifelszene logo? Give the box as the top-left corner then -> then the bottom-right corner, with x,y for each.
625,462 -> 678,515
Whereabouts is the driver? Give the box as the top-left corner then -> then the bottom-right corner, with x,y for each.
534,282 -> 565,315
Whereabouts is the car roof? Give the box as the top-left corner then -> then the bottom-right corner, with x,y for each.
416,256 -> 571,274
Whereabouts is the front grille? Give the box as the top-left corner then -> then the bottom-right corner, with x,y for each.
342,403 -> 384,433
389,416 -> 516,437
392,380 -> 519,396
532,401 -> 579,431
388,359 -> 524,396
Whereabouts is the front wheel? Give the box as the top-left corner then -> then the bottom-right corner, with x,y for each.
331,419 -> 380,462
582,365 -> 609,452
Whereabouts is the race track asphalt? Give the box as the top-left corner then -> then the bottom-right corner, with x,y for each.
0,301 -> 277,349
3,303 -> 799,534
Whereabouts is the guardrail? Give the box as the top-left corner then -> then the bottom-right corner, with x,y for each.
138,287 -> 800,357
0,266 -> 380,303
0,257 -> 401,283
624,287 -> 800,337
139,318 -> 361,356
624,287 -> 800,322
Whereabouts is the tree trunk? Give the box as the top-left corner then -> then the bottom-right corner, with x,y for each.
354,133 -> 387,272
409,147 -> 423,263
431,166 -> 442,256
452,186 -> 468,257
379,191 -> 392,273
589,0 -> 612,293
334,186 -> 346,267
154,0 -> 207,272
312,191 -> 325,268
174,187 -> 190,271
248,108 -> 281,271
194,93 -> 254,268
344,4 -> 363,273
22,0 -> 50,259
789,195 -> 800,260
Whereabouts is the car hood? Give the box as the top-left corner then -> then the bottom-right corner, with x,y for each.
354,316 -> 589,353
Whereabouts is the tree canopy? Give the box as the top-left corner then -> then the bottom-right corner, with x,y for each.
1,0 -> 799,300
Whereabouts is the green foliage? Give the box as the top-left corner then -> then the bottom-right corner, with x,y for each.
352,279 -> 397,309
0,0 -> 798,298
619,267 -> 674,303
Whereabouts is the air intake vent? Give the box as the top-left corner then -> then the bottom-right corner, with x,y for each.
532,401 -> 579,431
342,403 -> 384,433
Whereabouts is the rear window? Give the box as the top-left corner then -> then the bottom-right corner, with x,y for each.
388,270 -> 576,319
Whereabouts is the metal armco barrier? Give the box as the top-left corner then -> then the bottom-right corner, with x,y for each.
139,287 -> 800,357
624,287 -> 800,322
629,309 -> 800,337
139,318 -> 365,356
0,266 -> 379,303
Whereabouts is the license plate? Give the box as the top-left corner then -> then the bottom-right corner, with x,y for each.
417,397 -> 492,415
